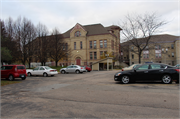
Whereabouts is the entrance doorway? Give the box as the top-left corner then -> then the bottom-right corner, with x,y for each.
76,57 -> 81,65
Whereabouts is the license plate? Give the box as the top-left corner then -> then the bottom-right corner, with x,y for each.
21,75 -> 24,77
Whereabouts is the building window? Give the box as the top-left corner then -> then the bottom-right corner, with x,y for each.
63,44 -> 65,50
131,46 -> 134,51
132,62 -> 134,64
93,41 -> 96,49
132,54 -> 134,59
172,52 -> 174,57
156,53 -> 161,58
171,44 -> 174,49
94,52 -> 97,59
100,40 -> 103,48
104,51 -> 107,55
74,42 -> 76,50
89,41 -> 92,49
90,52 -> 93,60
104,40 -> 107,48
80,41 -> 82,49
75,31 -> 81,37
66,43 -> 68,50
172,61 -> 174,66
112,52 -> 114,56
143,54 -> 149,59
111,40 -> 114,50
100,51 -> 103,56
155,45 -> 161,50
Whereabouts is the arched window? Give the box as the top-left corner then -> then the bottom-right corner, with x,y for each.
75,31 -> 81,37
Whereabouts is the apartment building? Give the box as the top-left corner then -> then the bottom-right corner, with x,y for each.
120,34 -> 180,66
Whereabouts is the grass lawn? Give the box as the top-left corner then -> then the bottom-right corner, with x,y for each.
1,80 -> 21,86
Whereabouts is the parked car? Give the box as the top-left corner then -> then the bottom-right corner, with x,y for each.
81,66 -> 92,72
60,65 -> 84,74
26,66 -> 58,77
114,63 -> 179,84
174,64 -> 180,68
1,65 -> 27,81
122,64 -> 140,71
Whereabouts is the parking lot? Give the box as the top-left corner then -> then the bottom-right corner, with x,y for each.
1,70 -> 179,118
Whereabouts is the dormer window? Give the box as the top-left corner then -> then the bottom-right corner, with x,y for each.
75,31 -> 81,37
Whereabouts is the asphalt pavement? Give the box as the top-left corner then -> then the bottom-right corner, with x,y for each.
1,70 -> 180,118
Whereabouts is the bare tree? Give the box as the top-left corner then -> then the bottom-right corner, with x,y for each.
120,12 -> 167,63
26,21 -> 37,68
49,28 -> 70,67
3,17 -> 19,64
13,16 -> 41,66
1,19 -> 12,65
35,23 -> 49,66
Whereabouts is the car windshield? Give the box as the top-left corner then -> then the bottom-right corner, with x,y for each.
45,66 -> 52,70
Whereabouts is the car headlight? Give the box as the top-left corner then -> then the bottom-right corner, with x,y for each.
116,73 -> 121,76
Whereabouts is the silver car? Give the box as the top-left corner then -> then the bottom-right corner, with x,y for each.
60,65 -> 84,74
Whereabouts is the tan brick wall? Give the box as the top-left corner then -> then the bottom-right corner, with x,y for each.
122,42 -> 177,66
175,40 -> 180,64
61,29 -> 120,66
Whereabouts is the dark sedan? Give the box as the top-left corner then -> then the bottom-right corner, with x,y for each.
114,63 -> 179,84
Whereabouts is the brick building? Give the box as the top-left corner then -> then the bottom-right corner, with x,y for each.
57,23 -> 122,67
120,34 -> 180,66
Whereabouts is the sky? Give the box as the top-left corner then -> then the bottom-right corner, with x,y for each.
1,0 -> 180,37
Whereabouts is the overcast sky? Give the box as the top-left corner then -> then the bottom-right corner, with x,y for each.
1,0 -> 179,36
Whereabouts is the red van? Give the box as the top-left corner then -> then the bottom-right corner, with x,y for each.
1,65 -> 27,81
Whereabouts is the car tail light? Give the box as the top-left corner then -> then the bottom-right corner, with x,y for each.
175,69 -> 180,72
122,69 -> 124,71
50,70 -> 54,72
81,67 -> 83,69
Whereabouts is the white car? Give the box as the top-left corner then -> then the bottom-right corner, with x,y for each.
26,66 -> 58,77
60,65 -> 84,74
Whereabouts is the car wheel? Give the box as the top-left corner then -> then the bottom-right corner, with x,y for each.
76,70 -> 80,74
121,75 -> 130,84
162,74 -> 172,84
43,73 -> 48,77
8,75 -> 14,81
61,70 -> 65,74
28,72 -> 32,76
22,77 -> 26,80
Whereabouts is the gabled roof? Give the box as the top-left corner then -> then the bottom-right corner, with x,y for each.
62,23 -> 121,38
